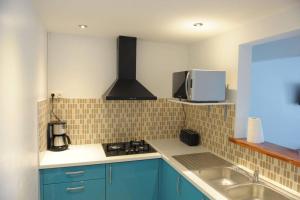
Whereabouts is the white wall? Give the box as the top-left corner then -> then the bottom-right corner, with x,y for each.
48,33 -> 116,98
189,5 -> 300,137
48,33 -> 189,98
0,0 -> 47,199
136,40 -> 189,98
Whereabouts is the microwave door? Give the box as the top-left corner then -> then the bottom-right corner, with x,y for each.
185,71 -> 192,101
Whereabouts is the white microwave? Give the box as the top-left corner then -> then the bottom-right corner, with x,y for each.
172,69 -> 226,102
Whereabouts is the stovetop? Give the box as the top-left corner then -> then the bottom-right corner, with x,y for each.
102,140 -> 156,157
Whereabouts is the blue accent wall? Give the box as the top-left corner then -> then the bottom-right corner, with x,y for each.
250,56 -> 300,149
252,35 -> 300,62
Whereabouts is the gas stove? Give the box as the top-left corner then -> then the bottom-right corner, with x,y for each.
102,140 -> 156,157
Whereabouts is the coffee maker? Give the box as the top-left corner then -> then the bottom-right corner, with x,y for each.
47,121 -> 71,151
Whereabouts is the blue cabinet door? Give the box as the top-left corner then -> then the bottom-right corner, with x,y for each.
106,159 -> 159,200
43,179 -> 105,200
158,160 -> 180,200
159,160 -> 210,200
179,176 -> 206,200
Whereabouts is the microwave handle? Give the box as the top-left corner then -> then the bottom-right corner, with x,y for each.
185,71 -> 192,100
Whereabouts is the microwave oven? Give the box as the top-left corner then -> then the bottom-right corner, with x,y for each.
172,69 -> 226,102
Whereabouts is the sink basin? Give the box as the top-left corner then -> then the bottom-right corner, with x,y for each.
198,167 -> 250,189
225,183 -> 292,200
173,153 -> 296,200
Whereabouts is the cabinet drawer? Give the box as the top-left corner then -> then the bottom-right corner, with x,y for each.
43,179 -> 105,200
41,165 -> 105,184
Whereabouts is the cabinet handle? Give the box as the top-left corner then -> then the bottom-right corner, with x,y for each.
66,186 -> 85,192
109,165 -> 112,184
65,170 -> 85,176
176,176 -> 181,195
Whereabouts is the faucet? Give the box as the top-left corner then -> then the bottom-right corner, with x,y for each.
253,169 -> 259,183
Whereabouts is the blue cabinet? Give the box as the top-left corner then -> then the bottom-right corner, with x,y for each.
44,179 -> 105,200
179,176 -> 206,200
40,159 -> 210,200
40,165 -> 105,200
41,164 -> 105,184
159,159 -> 180,200
106,159 -> 159,200
159,160 -> 210,200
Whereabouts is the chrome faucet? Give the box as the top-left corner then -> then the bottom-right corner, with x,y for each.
253,169 -> 259,182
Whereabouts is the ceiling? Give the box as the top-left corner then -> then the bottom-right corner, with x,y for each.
33,0 -> 300,44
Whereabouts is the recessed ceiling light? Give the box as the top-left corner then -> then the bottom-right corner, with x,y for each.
193,23 -> 203,27
78,24 -> 88,29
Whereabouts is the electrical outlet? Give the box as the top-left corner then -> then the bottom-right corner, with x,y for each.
50,92 -> 63,98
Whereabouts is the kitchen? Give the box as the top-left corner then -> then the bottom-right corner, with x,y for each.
1,0 -> 300,200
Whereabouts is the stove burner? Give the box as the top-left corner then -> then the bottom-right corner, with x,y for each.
107,143 -> 125,151
130,140 -> 144,146
103,140 -> 156,157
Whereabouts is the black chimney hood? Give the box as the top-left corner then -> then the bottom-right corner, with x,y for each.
105,36 -> 157,100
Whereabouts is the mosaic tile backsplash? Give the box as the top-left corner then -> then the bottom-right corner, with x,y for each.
39,98 -> 184,150
38,99 -> 49,152
37,99 -> 300,193
184,104 -> 300,193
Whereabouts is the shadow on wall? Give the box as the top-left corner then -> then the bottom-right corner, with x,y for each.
285,83 -> 300,105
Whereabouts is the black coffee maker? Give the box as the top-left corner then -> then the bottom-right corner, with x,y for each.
47,93 -> 71,151
47,121 -> 71,151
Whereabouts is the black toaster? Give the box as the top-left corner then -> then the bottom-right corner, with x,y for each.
180,129 -> 200,146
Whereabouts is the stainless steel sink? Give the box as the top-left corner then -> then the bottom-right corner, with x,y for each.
173,153 -> 297,200
197,167 -> 250,189
225,183 -> 292,200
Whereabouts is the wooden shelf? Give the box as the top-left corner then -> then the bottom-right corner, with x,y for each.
229,137 -> 300,167
168,99 -> 235,106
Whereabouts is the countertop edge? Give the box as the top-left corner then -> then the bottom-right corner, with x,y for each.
39,152 -> 162,169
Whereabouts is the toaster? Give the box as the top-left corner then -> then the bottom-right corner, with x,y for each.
180,129 -> 200,146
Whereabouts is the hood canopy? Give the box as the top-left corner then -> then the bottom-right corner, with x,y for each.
104,36 -> 157,100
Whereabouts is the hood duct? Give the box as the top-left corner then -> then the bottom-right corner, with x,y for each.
104,36 -> 157,100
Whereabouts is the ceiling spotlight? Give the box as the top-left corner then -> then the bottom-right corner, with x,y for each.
193,23 -> 203,27
78,24 -> 88,29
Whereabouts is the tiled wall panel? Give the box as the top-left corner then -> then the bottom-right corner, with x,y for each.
42,98 -> 184,146
37,99 -> 49,152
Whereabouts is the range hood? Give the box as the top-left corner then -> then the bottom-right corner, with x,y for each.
105,36 -> 157,100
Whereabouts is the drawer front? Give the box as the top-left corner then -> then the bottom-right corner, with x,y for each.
43,179 -> 105,200
41,165 -> 105,184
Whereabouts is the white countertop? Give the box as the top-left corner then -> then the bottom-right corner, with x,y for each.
39,144 -> 161,169
148,139 -> 228,200
39,139 -> 300,200
148,139 -> 300,200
